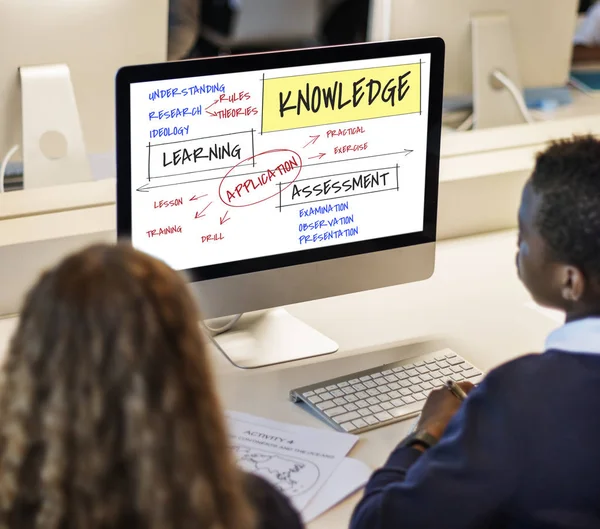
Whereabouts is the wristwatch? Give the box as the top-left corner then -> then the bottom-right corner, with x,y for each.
399,429 -> 439,451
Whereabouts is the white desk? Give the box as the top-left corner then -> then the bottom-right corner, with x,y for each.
0,229 -> 556,528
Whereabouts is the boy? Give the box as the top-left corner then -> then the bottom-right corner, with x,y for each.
350,135 -> 600,529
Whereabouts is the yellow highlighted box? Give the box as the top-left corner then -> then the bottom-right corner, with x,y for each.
262,63 -> 421,133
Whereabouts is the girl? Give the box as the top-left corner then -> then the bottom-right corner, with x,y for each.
0,243 -> 302,529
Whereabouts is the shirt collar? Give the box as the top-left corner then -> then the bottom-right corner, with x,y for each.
545,317 -> 600,355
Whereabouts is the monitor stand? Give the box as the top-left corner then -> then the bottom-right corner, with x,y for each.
208,308 -> 339,369
471,13 -> 529,129
20,64 -> 92,189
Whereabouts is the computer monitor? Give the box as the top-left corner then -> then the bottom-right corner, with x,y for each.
116,38 -> 444,368
369,0 -> 579,129
0,0 -> 168,190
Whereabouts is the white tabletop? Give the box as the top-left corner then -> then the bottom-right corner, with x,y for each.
0,229 -> 562,528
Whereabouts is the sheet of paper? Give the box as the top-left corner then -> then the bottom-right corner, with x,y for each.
226,411 -> 358,512
525,301 -> 564,324
302,457 -> 371,523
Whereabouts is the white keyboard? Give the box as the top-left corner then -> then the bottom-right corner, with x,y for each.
290,349 -> 482,434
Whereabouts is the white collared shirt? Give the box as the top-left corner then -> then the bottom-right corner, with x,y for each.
544,317 -> 600,355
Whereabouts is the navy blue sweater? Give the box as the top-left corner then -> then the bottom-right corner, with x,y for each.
350,350 -> 600,529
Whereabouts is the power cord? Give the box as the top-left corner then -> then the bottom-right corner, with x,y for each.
491,70 -> 535,124
0,145 -> 20,193
202,313 -> 243,337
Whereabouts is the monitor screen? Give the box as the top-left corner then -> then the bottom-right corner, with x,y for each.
117,39 -> 444,280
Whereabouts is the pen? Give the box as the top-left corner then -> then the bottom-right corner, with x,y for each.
445,379 -> 468,401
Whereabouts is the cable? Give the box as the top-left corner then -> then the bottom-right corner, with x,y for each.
0,144 -> 20,193
491,70 -> 535,124
202,313 -> 243,337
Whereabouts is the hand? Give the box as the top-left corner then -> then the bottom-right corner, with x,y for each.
415,381 -> 474,441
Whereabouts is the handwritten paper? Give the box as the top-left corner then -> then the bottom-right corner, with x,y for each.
302,456 -> 371,523
226,411 -> 358,512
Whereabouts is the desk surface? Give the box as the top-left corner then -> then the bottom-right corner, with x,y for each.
0,229 -> 561,528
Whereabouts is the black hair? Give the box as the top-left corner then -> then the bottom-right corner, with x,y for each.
531,135 -> 600,279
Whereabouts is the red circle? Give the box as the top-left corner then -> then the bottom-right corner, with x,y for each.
218,149 -> 303,207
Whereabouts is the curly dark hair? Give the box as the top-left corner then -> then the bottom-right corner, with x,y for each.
0,244 -> 255,529
530,134 -> 600,278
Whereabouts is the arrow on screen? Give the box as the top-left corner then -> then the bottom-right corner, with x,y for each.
401,149 -> 414,156
194,202 -> 213,219
303,135 -> 320,148
308,153 -> 326,160
189,194 -> 207,201
220,210 -> 231,225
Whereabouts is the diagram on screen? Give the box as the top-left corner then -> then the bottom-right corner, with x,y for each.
131,55 -> 430,270
232,446 -> 320,497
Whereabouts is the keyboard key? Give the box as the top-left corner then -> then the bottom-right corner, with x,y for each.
419,373 -> 432,382
342,387 -> 356,395
356,400 -> 370,409
451,365 -> 462,373
420,381 -> 433,391
401,380 -> 412,388
346,394 -> 358,403
378,384 -> 391,393
367,397 -> 380,406
445,353 -> 456,359
441,368 -> 453,376
325,406 -> 347,417
326,385 -> 337,391
352,418 -> 368,429
356,391 -> 369,399
437,360 -> 449,368
372,373 -> 384,380
392,400 -> 423,417
317,401 -> 335,411
409,377 -> 421,385
308,395 -> 323,404
380,401 -> 393,410
414,361 -> 425,367
354,383 -> 367,391
424,358 -> 437,364
359,375 -> 372,382
321,392 -> 334,400
378,394 -> 391,403
358,408 -> 371,417
448,357 -> 464,366
340,421 -> 357,432
416,366 -> 429,374
429,369 -> 441,378
365,416 -> 379,425
385,375 -> 398,383
331,389 -> 345,398
348,378 -> 360,384
382,370 -> 393,376
364,381 -> 376,389
338,381 -> 349,388
335,411 -> 361,423
413,391 -> 426,401
400,388 -> 411,397
406,369 -> 419,377
392,366 -> 404,373
345,403 -> 358,412
369,404 -> 384,413
315,388 -> 326,394
463,368 -> 481,378
333,397 -> 347,406
367,388 -> 380,397
388,382 -> 401,391
434,354 -> 446,361
402,395 -> 416,404
304,390 -> 315,397
388,390 -> 401,399
375,411 -> 393,422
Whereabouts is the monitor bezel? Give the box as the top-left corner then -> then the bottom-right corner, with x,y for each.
116,37 -> 445,281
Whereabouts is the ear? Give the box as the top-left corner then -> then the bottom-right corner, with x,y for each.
560,266 -> 586,302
